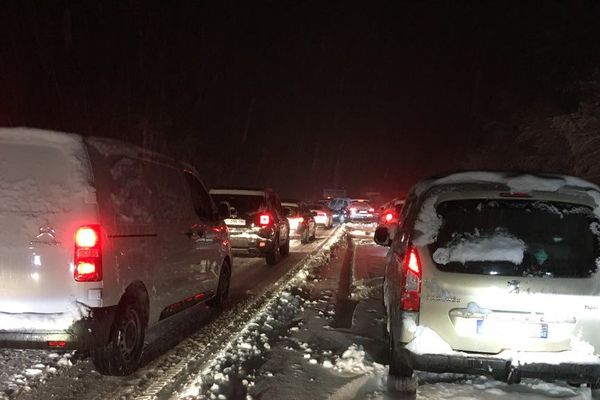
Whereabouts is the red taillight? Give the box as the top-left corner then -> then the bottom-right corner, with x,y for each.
74,225 -> 102,282
385,212 -> 394,222
368,208 -> 375,212
48,341 -> 67,348
400,246 -> 421,311
258,213 -> 271,226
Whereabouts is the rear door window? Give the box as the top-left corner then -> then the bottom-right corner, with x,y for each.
109,157 -> 154,225
431,199 -> 600,278
144,162 -> 192,223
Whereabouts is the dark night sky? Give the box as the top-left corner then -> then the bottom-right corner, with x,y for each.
1,1 -> 599,199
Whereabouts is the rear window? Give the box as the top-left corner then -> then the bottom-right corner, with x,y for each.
211,194 -> 265,215
349,201 -> 372,210
431,199 -> 600,278
283,205 -> 300,217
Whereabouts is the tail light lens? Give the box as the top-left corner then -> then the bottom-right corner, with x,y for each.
400,246 -> 421,311
74,225 -> 102,282
368,208 -> 375,212
385,212 -> 394,222
258,213 -> 272,226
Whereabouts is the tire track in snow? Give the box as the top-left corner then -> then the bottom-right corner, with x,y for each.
116,226 -> 345,400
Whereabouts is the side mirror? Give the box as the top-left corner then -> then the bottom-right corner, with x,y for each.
217,202 -> 231,219
374,226 -> 391,246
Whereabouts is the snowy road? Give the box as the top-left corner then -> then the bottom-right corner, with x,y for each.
1,226 -> 596,400
0,227 -> 342,400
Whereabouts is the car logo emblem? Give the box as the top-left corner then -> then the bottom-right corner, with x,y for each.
507,280 -> 520,294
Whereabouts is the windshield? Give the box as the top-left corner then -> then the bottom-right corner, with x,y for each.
431,199 -> 600,278
211,194 -> 265,216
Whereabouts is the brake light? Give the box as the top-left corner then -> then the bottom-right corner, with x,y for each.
317,212 -> 326,216
259,213 -> 271,226
74,225 -> 102,282
385,212 -> 394,222
368,208 -> 375,212
400,246 -> 421,311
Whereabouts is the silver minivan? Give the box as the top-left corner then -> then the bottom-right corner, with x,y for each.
375,172 -> 600,395
0,128 -> 232,375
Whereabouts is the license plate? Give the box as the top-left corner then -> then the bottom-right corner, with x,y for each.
225,218 -> 246,226
476,319 -> 548,339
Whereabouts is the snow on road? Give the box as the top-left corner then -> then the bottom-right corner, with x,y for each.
177,227 -> 595,400
1,225 -> 596,400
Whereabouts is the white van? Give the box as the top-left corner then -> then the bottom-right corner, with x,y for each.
0,128 -> 232,375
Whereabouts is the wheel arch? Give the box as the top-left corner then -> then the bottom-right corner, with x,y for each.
120,281 -> 150,328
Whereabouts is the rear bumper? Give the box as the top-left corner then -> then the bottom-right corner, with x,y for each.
0,306 -> 117,351
230,233 -> 276,256
405,350 -> 600,384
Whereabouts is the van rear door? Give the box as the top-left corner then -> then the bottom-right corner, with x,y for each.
418,197 -> 600,354
0,132 -> 97,317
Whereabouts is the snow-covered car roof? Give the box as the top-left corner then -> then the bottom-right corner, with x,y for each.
411,171 -> 600,247
415,171 -> 600,196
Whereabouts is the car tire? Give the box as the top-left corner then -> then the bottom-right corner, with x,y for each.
266,236 -> 281,265
389,329 -> 414,380
280,237 -> 290,256
301,229 -> 309,244
91,296 -> 146,376
208,260 -> 231,308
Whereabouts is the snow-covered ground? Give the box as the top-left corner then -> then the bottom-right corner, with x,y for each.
1,224 -> 596,399
175,226 -> 595,400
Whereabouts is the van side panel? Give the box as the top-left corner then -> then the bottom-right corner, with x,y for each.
86,146 -> 160,322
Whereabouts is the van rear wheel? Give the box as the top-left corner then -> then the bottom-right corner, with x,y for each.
92,297 -> 145,376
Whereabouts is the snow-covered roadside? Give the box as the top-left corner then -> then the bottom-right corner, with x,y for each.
175,228 -> 347,400
175,230 -> 388,400
179,235 -> 595,400
0,350 -> 76,399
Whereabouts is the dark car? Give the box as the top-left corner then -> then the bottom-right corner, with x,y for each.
210,188 -> 290,265
282,200 -> 317,244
